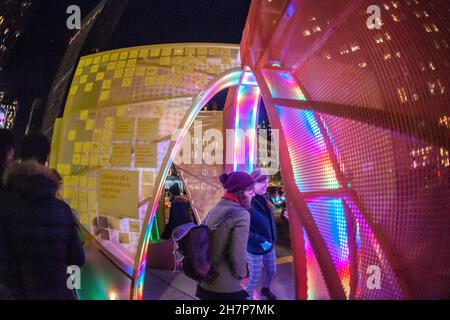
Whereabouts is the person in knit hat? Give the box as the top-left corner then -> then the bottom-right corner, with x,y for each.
196,171 -> 255,300
245,167 -> 278,300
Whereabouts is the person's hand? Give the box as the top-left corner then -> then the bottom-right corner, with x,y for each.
260,241 -> 272,250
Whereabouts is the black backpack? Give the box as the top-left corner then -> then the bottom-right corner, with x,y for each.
171,211 -> 233,282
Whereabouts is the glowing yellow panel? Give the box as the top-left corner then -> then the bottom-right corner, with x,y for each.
81,154 -> 89,166
95,72 -> 105,81
90,65 -> 99,73
85,119 -> 95,131
74,142 -> 82,153
119,51 -> 129,60
173,48 -> 184,56
117,106 -> 127,116
88,177 -> 97,188
197,47 -> 207,55
84,57 -> 93,66
161,48 -> 172,56
92,56 -> 101,65
68,130 -> 77,141
75,68 -> 83,76
71,175 -> 79,187
79,176 -> 88,188
160,57 -> 171,65
149,48 -> 160,57
129,50 -> 139,59
107,61 -> 117,71
102,80 -> 111,89
101,54 -> 110,63
73,154 -> 81,165
185,47 -> 196,55
92,129 -> 102,141
147,66 -> 158,75
69,86 -> 78,96
91,141 -> 100,153
79,75 -> 88,84
99,91 -> 110,101
145,76 -> 155,86
110,52 -> 119,61
82,142 -> 91,153
122,78 -> 133,87
220,48 -> 231,56
84,83 -> 93,92
113,69 -> 124,79
116,60 -> 126,69
127,59 -> 137,68
208,48 -> 220,56
90,154 -> 100,167
135,66 -> 146,77
139,49 -> 149,58
124,68 -> 135,78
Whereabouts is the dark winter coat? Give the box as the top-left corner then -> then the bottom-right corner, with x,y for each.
161,195 -> 193,240
0,161 -> 85,300
247,194 -> 278,255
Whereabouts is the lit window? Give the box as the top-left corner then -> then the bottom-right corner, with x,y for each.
384,3 -> 390,10
418,62 -> 426,72
391,14 -> 399,22
392,1 -> 398,8
351,43 -> 360,52
0,16 -> 4,25
303,30 -> 311,37
436,79 -> 445,94
423,24 -> 432,33
412,92 -> 419,101
395,51 -> 401,58
313,26 -> 321,33
397,87 -> 408,103
415,11 -> 421,18
431,24 -> 439,32
429,61 -> 436,71
308,16 -> 316,21
385,32 -> 392,40
375,36 -> 384,44
423,10 -> 429,18
358,62 -> 367,68
383,53 -> 392,60
434,40 -> 441,50
325,54 -> 332,60
428,81 -> 436,95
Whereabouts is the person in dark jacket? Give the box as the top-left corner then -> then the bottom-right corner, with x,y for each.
196,171 -> 255,300
246,168 -> 278,300
161,182 -> 193,240
0,161 -> 85,300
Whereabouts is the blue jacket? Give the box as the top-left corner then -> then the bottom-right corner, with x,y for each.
247,194 -> 277,255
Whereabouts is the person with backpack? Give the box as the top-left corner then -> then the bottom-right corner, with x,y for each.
245,168 -> 278,300
195,171 -> 255,300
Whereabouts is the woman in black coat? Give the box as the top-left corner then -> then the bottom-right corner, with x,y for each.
161,183 -> 193,240
0,161 -> 85,300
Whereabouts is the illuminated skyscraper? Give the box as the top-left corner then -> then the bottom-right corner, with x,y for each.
0,0 -> 33,69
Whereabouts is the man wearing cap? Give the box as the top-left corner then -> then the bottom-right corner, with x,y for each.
246,167 -> 278,300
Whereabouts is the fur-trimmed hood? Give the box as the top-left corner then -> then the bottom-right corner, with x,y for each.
2,160 -> 60,202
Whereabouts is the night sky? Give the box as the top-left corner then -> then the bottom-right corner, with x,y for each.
0,0 -> 254,138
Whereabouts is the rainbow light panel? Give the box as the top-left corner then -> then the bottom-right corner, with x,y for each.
305,197 -> 351,298
233,83 -> 260,172
261,70 -> 306,100
275,106 -> 339,192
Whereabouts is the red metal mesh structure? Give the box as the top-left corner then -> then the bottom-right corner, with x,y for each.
241,0 -> 450,299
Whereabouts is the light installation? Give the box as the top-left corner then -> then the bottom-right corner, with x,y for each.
50,0 -> 450,300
